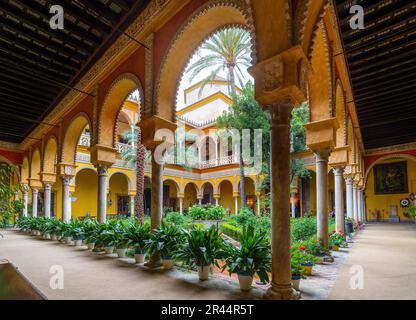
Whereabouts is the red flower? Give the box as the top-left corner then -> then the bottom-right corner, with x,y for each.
299,246 -> 306,251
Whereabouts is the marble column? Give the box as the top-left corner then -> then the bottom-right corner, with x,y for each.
198,197 -> 202,206
353,183 -> 359,222
290,193 -> 296,218
265,103 -> 299,300
32,188 -> 39,217
358,189 -> 364,222
179,197 -> 184,215
361,190 -> 366,223
44,183 -> 52,218
22,189 -> 28,217
334,167 -> 345,233
257,195 -> 261,217
345,176 -> 354,219
315,150 -> 331,250
14,191 -> 19,201
145,156 -> 164,268
62,176 -> 72,222
214,196 -> 219,206
130,195 -> 135,218
97,165 -> 108,224
234,196 -> 239,215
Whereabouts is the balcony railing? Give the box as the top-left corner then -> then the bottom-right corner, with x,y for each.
78,134 -> 238,169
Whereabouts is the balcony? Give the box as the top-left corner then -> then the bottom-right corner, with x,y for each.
77,134 -> 239,169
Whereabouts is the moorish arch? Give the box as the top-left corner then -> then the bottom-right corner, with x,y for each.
308,21 -> 333,122
61,113 -> 92,166
21,157 -> 30,185
218,179 -> 234,213
155,0 -> 256,122
183,182 -> 199,209
30,148 -> 41,182
98,73 -> 143,148
109,171 -> 133,191
335,80 -> 346,147
43,136 -> 58,174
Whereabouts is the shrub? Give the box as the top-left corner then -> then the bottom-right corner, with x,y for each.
189,205 -> 226,221
188,205 -> 207,220
144,221 -> 185,258
220,222 -> 242,241
291,217 -> 317,242
206,206 -> 226,220
165,212 -> 188,226
236,207 -> 256,226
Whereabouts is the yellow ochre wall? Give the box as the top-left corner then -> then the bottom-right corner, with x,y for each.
108,173 -> 129,215
365,159 -> 416,222
72,169 -> 98,219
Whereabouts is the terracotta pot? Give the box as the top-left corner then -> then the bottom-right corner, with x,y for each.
301,264 -> 313,276
332,245 -> 339,251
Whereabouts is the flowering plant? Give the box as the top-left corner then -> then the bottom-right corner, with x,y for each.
304,239 -> 326,256
329,231 -> 347,247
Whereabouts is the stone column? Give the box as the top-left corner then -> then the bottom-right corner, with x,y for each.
44,183 -> 52,218
290,192 -> 296,218
130,195 -> 135,218
97,165 -> 108,224
14,191 -> 19,201
333,167 -> 345,233
362,190 -> 366,223
22,189 -> 28,217
265,103 -> 299,300
257,195 -> 261,217
145,156 -> 164,268
214,195 -> 220,206
358,188 -> 364,223
62,176 -> 72,222
353,183 -> 359,222
234,195 -> 239,215
345,176 -> 354,219
315,150 -> 331,250
198,197 -> 202,206
179,197 -> 184,215
32,188 -> 39,217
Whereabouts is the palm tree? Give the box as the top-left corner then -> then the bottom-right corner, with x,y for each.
186,27 -> 252,209
121,127 -> 148,222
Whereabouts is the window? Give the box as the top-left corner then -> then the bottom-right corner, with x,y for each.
117,195 -> 129,215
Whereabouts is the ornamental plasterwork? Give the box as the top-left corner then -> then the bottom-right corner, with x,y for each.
154,0 -> 256,119
263,56 -> 283,92
145,33 -> 155,119
20,0 -> 173,150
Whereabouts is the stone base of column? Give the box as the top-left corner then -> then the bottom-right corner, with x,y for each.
324,254 -> 334,263
264,285 -> 301,300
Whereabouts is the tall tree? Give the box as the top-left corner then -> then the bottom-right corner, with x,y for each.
121,127 -> 147,222
186,27 -> 252,208
217,82 -> 270,210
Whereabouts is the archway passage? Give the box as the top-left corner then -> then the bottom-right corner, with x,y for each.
163,179 -> 179,212
72,169 -> 98,219
62,114 -> 91,166
108,173 -> 130,217
144,176 -> 151,216
184,182 -> 198,212
218,180 -> 234,214
365,156 -> 416,223
202,182 -> 214,205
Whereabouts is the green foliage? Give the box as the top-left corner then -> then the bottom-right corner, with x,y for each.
123,219 -> 151,252
222,225 -> 271,283
0,163 -> 23,226
188,205 -> 225,221
236,207 -> 256,226
175,225 -> 225,267
290,102 -> 309,153
144,221 -> 185,258
220,222 -> 243,241
165,212 -> 189,226
291,217 -> 317,242
329,231 -> 347,248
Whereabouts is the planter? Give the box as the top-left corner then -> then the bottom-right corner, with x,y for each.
134,248 -> 146,264
43,233 -> 51,240
51,235 -> 58,241
104,246 -> 114,254
345,222 -> 354,234
301,263 -> 313,276
332,245 -> 339,252
198,265 -> 211,281
74,239 -> 83,247
314,254 -> 325,265
116,248 -> 127,258
65,237 -> 73,245
292,276 -> 301,291
237,273 -> 253,291
87,242 -> 96,250
162,257 -> 174,270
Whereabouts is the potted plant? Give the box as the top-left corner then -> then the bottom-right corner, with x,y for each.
329,231 -> 347,251
305,240 -> 326,264
125,220 -> 151,264
291,252 -> 305,291
83,219 -> 99,250
297,245 -> 316,276
175,225 -> 225,281
145,221 -> 184,270
100,229 -> 117,254
345,217 -> 354,234
189,205 -> 225,229
222,225 -> 271,291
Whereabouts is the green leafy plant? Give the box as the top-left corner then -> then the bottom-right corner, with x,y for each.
144,221 -> 185,259
124,220 -> 151,252
165,212 -> 188,226
329,231 -> 347,248
304,239 -> 326,256
222,225 -> 271,283
236,207 -> 256,226
175,225 -> 225,268
291,217 -> 317,242
206,206 -> 226,220
188,205 -> 225,221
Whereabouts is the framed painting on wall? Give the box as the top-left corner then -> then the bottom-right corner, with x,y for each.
374,161 -> 408,195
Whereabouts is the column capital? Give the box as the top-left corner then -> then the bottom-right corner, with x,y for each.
344,175 -> 354,185
43,182 -> 52,190
96,164 -> 109,176
332,166 -> 345,176
250,45 -> 309,107
314,149 -> 331,162
31,187 -> 39,194
61,175 -> 72,186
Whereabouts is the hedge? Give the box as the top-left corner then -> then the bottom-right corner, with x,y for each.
220,222 -> 243,241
